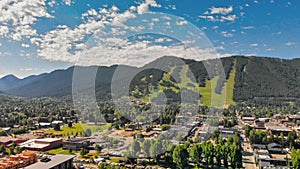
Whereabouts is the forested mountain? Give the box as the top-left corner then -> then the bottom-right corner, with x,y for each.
2,56 -> 300,104
0,74 -> 47,92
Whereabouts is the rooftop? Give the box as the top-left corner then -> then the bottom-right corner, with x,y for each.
25,154 -> 75,169
267,126 -> 291,131
0,136 -> 20,143
19,138 -> 62,149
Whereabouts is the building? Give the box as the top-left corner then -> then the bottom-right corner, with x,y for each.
0,136 -> 26,146
267,126 -> 292,136
219,128 -> 237,139
62,137 -> 93,150
25,154 -> 75,169
267,143 -> 283,154
51,121 -> 64,126
242,116 -> 256,125
253,144 -> 267,150
141,131 -> 157,137
35,122 -> 51,128
286,115 -> 300,122
19,138 -> 62,151
0,151 -> 37,169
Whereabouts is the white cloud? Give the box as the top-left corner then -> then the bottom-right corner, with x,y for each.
199,15 -> 217,22
65,0 -> 71,6
32,0 -> 166,64
206,6 -> 233,15
285,42 -> 295,46
137,0 -> 161,14
48,0 -> 56,7
201,6 -> 237,22
74,39 -> 228,66
221,31 -> 233,38
176,20 -> 188,26
266,48 -> 273,51
241,26 -> 255,29
221,15 -> 237,22
20,68 -> 33,72
0,25 -> 9,36
212,26 -> 219,29
21,43 -> 30,48
250,43 -> 258,47
0,0 -> 53,40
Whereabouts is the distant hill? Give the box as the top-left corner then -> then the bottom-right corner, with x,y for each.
3,56 -> 300,105
0,74 -> 20,91
0,74 -> 47,92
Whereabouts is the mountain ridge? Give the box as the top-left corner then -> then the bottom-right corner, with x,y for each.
2,55 -> 300,104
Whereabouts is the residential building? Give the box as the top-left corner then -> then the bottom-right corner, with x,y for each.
267,126 -> 292,136
0,151 -> 37,169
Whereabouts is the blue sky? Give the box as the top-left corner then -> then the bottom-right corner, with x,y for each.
0,0 -> 299,78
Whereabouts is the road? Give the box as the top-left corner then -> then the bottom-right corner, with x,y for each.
237,114 -> 258,169
241,135 -> 258,169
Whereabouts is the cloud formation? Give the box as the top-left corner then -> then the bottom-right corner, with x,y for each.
0,0 -> 53,41
200,6 -> 237,22
205,6 -> 233,15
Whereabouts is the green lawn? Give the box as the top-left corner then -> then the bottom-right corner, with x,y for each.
47,147 -> 77,155
46,123 -> 111,137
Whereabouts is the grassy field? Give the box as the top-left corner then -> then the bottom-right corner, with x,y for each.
131,63 -> 237,107
46,123 -> 111,137
47,147 -> 77,155
198,65 -> 236,107
224,66 -> 237,106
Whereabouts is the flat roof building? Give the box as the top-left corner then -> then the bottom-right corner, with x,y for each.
267,126 -> 292,136
19,138 -> 62,151
62,137 -> 92,151
25,154 -> 75,169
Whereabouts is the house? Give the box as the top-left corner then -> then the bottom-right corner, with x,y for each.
254,120 -> 265,129
242,116 -> 256,125
35,122 -> 51,128
19,138 -> 62,151
25,154 -> 75,169
62,137 -> 93,150
0,136 -> 26,146
252,144 -> 267,150
51,121 -> 64,126
267,143 -> 283,154
267,126 -> 292,136
0,151 -> 37,169
286,115 -> 300,122
219,128 -> 237,139
142,131 -> 157,137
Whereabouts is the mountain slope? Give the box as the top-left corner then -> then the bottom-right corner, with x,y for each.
0,75 -> 20,91
3,56 -> 300,105
233,56 -> 300,101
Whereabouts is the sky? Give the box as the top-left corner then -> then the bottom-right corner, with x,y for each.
0,0 -> 299,78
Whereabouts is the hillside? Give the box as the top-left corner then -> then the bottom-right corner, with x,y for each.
2,56 -> 300,106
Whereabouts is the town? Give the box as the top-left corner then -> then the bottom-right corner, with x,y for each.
0,95 -> 300,169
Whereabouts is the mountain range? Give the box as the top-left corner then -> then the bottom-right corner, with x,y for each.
1,56 -> 300,105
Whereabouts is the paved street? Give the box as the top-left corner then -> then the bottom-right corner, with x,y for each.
237,113 -> 258,169
241,136 -> 258,169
